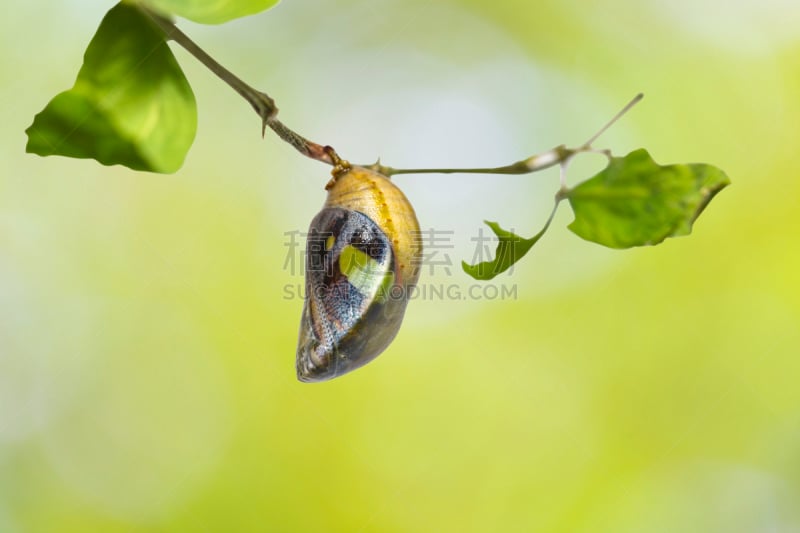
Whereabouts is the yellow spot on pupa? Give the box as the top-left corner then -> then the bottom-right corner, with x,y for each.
339,245 -> 388,295
325,235 -> 336,250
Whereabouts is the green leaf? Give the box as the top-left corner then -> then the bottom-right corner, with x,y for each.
144,0 -> 281,24
25,3 -> 196,174
462,219 -> 550,281
566,149 -> 730,249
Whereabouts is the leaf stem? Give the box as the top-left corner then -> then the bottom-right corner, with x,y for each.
139,5 -> 336,166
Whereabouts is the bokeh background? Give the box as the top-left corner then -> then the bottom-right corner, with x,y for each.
2,0 -> 800,531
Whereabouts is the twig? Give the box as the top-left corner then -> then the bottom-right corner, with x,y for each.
363,94 -> 643,177
140,5 -> 336,166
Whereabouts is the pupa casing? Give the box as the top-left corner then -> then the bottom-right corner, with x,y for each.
296,167 -> 422,382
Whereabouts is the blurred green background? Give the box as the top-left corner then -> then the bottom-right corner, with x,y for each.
2,0 -> 799,531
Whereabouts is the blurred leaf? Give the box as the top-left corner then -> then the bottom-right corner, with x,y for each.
462,219 -> 550,280
25,3 -> 196,174
145,0 -> 281,24
566,149 -> 730,249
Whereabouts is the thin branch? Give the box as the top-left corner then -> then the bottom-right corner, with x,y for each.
139,5 -> 335,166
364,95 -> 643,178
580,92 -> 643,149
139,3 -> 641,180
366,145 -> 573,177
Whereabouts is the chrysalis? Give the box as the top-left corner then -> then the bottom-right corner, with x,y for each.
296,167 -> 421,382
